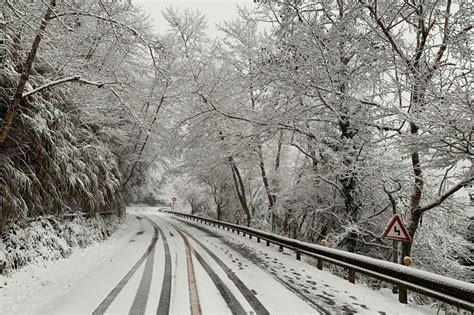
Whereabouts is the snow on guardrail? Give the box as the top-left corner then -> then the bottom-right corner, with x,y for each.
166,211 -> 474,312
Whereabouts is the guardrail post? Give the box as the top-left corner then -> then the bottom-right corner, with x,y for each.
243,232 -> 246,236
266,240 -> 270,246
317,259 -> 323,270
237,230 -> 240,235
296,250 -> 301,261
257,237 -> 260,243
249,234 -> 252,239
442,304 -> 449,315
348,269 -> 356,284
279,245 -> 284,252
317,239 -> 327,270
399,286 -> 407,304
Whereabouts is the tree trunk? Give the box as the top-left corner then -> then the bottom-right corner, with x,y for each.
258,145 -> 274,209
0,0 -> 57,144
271,130 -> 283,232
338,110 -> 360,253
216,204 -> 222,220
335,3 -> 360,252
401,124 -> 424,259
401,79 -> 425,259
229,157 -> 251,226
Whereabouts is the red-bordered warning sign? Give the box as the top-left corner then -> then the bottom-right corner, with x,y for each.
383,214 -> 411,242
235,208 -> 242,217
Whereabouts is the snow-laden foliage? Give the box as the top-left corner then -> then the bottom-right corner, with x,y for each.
0,215 -> 120,273
0,0 -> 165,232
411,205 -> 472,282
0,93 -> 125,222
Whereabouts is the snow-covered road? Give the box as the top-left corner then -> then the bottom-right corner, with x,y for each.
1,207 -> 433,314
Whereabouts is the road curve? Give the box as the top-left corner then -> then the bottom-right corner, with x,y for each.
40,211 -> 327,314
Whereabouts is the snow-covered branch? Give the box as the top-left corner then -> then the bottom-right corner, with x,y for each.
51,11 -> 166,77
419,176 -> 474,213
22,76 -> 111,98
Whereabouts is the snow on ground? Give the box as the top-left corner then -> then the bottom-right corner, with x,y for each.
0,210 -> 142,315
166,214 -> 437,315
0,207 -> 454,315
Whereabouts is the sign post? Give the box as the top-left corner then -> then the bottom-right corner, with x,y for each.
383,214 -> 411,301
171,197 -> 177,211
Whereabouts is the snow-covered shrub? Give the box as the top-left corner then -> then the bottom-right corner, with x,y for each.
2,218 -> 70,271
62,215 -> 119,249
410,206 -> 472,282
0,215 -> 120,274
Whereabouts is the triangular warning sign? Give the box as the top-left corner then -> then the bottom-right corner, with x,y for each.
383,214 -> 411,242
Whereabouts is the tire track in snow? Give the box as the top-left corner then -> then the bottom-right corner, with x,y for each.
179,228 -> 202,315
178,219 -> 331,315
155,225 -> 172,315
92,215 -> 158,315
140,214 -> 173,315
177,228 -> 247,315
162,217 -> 270,315
129,245 -> 155,314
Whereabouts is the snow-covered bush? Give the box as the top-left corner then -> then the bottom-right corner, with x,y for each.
410,206 -> 472,282
0,215 -> 120,274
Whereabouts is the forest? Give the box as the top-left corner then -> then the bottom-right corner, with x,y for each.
0,0 -> 472,282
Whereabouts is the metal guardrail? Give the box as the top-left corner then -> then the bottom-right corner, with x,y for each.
166,211 -> 474,312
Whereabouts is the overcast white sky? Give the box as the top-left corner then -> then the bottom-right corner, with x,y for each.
133,0 -> 252,36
